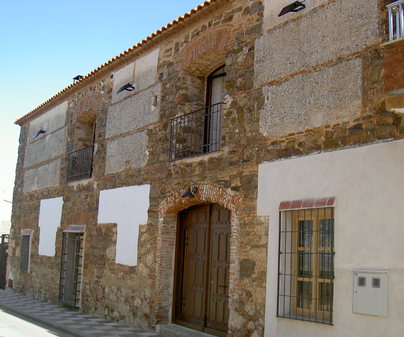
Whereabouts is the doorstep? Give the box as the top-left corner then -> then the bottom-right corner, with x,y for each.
158,324 -> 217,337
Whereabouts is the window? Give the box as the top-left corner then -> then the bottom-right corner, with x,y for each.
277,200 -> 335,324
169,66 -> 225,161
20,229 -> 33,272
67,111 -> 96,182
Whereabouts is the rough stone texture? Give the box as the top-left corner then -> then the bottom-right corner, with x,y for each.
262,0 -> 330,32
8,1 -> 399,337
106,84 -> 161,138
259,58 -> 363,137
26,101 -> 67,140
24,128 -> 66,167
23,159 -> 61,192
134,48 -> 159,92
255,0 -> 381,85
112,61 -> 136,103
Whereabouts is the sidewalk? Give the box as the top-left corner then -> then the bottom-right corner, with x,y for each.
0,289 -> 163,337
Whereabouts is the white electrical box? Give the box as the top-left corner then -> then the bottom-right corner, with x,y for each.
353,269 -> 388,317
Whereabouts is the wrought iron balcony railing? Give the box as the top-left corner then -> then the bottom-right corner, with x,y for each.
388,0 -> 404,41
66,146 -> 94,182
169,103 -> 222,161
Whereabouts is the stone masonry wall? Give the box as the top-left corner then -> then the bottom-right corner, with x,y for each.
9,1 -> 404,337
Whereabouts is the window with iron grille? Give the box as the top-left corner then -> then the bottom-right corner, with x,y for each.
20,234 -> 31,272
59,231 -> 84,308
169,103 -> 222,161
278,207 -> 334,324
66,145 -> 94,182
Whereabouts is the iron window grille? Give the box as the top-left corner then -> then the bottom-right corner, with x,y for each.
20,234 -> 31,272
66,146 -> 93,182
277,207 -> 335,325
169,103 -> 222,161
59,232 -> 84,308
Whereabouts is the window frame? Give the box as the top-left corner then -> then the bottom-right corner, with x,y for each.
20,229 -> 33,273
277,199 -> 335,325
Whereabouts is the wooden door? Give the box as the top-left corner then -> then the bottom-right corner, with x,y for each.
175,204 -> 230,337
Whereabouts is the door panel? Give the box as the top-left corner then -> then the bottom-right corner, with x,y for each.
175,204 -> 230,336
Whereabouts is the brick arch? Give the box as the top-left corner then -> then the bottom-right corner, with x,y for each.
181,26 -> 234,77
152,184 -> 242,326
159,183 -> 242,217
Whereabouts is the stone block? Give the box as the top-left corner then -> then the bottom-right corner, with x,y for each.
27,101 -> 67,139
24,127 -> 66,167
111,61 -> 136,103
134,48 -> 159,92
106,84 -> 161,138
105,131 -> 148,174
23,159 -> 61,192
259,58 -> 363,137
255,0 -> 380,86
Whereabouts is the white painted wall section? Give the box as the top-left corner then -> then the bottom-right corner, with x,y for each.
134,48 -> 159,91
38,197 -> 63,256
112,61 -> 136,102
98,185 -> 150,266
257,139 -> 404,337
27,101 -> 67,140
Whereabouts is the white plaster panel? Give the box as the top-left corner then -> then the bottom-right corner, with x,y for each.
257,139 -> 404,337
24,128 -> 66,167
255,0 -> 380,85
259,59 -> 362,137
23,159 -> 61,192
106,84 -> 161,138
97,185 -> 150,266
27,101 -> 67,139
134,48 -> 159,91
263,0 -> 330,32
38,197 -> 63,256
111,61 -> 136,103
105,131 -> 148,174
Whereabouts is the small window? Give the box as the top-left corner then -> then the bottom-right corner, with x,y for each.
278,206 -> 335,324
20,230 -> 32,272
358,277 -> 366,287
372,277 -> 381,288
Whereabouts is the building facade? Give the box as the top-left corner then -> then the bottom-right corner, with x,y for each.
8,0 -> 404,337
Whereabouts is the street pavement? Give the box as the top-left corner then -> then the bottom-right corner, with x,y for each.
0,289 -> 163,337
0,307 -> 74,337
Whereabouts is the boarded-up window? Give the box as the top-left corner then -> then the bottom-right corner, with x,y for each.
20,234 -> 31,272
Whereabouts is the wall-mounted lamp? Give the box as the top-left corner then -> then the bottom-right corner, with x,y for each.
33,129 -> 46,139
117,83 -> 135,94
278,1 -> 306,16
181,186 -> 198,198
73,75 -> 83,82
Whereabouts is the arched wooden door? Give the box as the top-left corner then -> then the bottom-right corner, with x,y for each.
174,204 -> 230,337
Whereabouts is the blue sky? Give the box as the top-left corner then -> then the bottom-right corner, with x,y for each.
0,0 -> 203,221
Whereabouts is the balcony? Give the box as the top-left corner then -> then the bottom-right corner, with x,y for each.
387,0 -> 404,41
169,103 -> 222,161
66,146 -> 93,182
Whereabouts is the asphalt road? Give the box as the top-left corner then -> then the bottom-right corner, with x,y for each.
0,307 -> 75,337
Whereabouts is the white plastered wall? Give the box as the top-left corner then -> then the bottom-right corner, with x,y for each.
97,185 -> 150,266
23,101 -> 67,192
106,48 -> 160,173
38,197 -> 63,256
111,47 -> 159,103
257,139 -> 404,337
